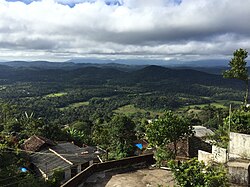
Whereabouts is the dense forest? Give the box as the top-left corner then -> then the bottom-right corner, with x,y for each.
0,62 -> 244,128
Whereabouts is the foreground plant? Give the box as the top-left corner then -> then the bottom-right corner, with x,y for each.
169,158 -> 229,187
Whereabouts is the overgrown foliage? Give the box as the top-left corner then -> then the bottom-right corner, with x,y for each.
169,158 -> 229,187
154,146 -> 174,167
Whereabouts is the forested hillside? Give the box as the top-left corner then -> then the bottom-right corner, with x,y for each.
0,64 -> 244,125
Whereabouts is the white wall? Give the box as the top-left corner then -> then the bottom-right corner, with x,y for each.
230,132 -> 250,159
198,150 -> 213,164
212,146 -> 227,163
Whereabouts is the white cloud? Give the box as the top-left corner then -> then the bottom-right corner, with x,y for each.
0,0 -> 250,61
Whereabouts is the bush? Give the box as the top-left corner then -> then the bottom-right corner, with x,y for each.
169,158 -> 229,187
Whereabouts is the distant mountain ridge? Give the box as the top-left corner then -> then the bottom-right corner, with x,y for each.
0,63 -> 244,92
67,58 -> 230,67
0,59 -> 233,69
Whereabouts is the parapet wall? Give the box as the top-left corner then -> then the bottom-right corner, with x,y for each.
230,132 -> 250,159
61,154 -> 154,187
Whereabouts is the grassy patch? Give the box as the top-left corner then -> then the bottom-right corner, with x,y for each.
45,92 -> 67,98
180,100 -> 242,110
114,104 -> 162,117
59,101 -> 89,111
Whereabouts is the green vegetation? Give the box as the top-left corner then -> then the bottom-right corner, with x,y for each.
114,104 -> 162,117
0,61 -> 247,186
223,48 -> 248,105
169,158 -> 229,187
59,101 -> 89,110
92,115 -> 136,160
45,92 -> 67,98
146,111 -> 193,157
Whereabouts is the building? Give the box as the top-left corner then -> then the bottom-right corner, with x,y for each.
198,132 -> 250,186
23,135 -> 102,182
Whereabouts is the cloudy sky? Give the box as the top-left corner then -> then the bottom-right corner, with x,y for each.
0,0 -> 250,62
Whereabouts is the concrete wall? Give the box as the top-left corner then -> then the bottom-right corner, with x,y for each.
61,154 -> 154,187
227,161 -> 249,186
230,132 -> 250,159
188,136 -> 212,158
198,146 -> 227,164
198,150 -> 213,164
212,146 -> 227,163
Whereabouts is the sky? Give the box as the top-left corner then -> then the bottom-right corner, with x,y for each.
0,0 -> 250,62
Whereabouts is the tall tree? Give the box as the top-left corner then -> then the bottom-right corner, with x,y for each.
223,48 -> 248,105
146,111 -> 193,156
109,115 -> 136,159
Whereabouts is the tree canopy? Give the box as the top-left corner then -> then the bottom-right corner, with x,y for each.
146,111 -> 193,156
223,48 -> 248,104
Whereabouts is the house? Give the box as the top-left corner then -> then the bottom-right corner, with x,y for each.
198,132 -> 250,186
23,135 -> 102,182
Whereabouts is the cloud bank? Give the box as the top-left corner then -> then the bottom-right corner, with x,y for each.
0,0 -> 250,62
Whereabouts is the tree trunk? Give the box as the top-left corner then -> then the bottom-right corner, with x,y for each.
173,141 -> 177,158
245,79 -> 249,106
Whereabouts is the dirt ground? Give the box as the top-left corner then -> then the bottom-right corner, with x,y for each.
85,168 -> 175,187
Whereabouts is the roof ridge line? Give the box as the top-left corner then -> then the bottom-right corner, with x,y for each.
48,148 -> 74,165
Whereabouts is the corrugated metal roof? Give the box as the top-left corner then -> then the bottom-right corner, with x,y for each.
193,126 -> 214,138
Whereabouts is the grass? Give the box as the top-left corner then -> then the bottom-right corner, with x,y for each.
114,104 -> 162,117
180,100 -> 242,111
45,92 -> 67,98
59,101 -> 89,111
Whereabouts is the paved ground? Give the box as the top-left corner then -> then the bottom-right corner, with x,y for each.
85,168 -> 175,187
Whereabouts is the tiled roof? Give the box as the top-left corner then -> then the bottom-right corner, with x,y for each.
25,136 -> 102,175
23,135 -> 56,152
30,149 -> 71,176
51,142 -> 96,164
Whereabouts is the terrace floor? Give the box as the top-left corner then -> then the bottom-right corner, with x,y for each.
85,168 -> 175,187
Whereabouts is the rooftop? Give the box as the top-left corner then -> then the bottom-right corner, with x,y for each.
23,135 -> 56,152
193,126 -> 214,138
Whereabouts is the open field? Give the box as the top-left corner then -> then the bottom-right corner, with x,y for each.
113,104 -> 163,117
45,92 -> 67,98
59,101 -> 89,110
180,100 -> 242,110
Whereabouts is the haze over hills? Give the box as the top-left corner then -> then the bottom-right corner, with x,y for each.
0,59 -> 231,68
67,58 -> 230,67
0,58 -> 247,76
